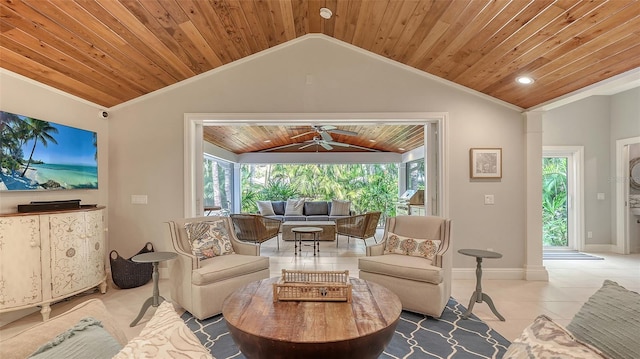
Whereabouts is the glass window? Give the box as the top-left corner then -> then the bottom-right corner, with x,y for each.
406,158 -> 425,190
203,155 -> 233,213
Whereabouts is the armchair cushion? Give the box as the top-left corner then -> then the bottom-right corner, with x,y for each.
384,232 -> 441,260
329,199 -> 351,216
284,198 -> 305,216
256,201 -> 276,216
358,254 -> 442,285
192,255 -> 269,285
184,220 -> 235,259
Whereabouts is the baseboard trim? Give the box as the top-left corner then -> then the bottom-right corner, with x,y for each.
453,268 -> 523,280
524,264 -> 549,281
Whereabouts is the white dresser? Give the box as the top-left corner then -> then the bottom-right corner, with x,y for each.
0,207 -> 107,321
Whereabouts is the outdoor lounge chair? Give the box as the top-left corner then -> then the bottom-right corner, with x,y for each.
335,211 -> 381,247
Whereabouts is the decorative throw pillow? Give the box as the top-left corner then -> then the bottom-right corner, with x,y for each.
256,201 -> 275,216
113,301 -> 212,359
566,280 -> 640,359
329,199 -> 351,216
284,198 -> 305,216
383,232 -> 441,260
184,220 -> 234,259
28,317 -> 122,359
503,315 -> 607,359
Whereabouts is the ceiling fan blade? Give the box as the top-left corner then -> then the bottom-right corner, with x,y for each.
320,131 -> 333,142
327,141 -> 349,147
291,131 -> 314,139
298,143 -> 315,150
350,144 -> 380,152
328,129 -> 358,136
320,125 -> 337,131
320,142 -> 333,150
258,143 -> 300,152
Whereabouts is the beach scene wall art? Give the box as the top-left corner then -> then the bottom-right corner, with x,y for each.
0,111 -> 98,191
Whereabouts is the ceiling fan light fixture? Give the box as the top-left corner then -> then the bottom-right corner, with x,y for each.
516,76 -> 534,85
319,7 -> 332,20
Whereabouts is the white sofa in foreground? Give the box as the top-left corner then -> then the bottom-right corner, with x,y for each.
504,280 -> 640,359
0,299 -> 211,359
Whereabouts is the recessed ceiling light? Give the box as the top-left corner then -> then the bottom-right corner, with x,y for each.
320,7 -> 332,20
369,139 -> 377,143
264,139 -> 271,143
398,147 -> 405,151
516,76 -> 534,85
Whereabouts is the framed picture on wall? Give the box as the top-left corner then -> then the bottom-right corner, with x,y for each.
470,148 -> 502,179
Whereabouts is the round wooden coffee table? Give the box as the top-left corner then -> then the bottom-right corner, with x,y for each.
222,277 -> 401,359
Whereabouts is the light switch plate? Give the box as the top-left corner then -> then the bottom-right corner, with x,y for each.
484,194 -> 495,205
597,193 -> 605,200
131,195 -> 148,204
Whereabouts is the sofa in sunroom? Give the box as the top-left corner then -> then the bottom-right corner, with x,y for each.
256,198 -> 354,222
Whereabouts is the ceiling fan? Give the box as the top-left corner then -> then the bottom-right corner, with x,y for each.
291,125 -> 358,142
298,136 -> 350,151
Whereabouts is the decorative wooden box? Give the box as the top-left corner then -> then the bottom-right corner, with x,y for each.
273,269 -> 352,302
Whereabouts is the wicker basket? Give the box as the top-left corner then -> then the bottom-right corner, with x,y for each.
109,242 -> 154,289
273,269 -> 352,302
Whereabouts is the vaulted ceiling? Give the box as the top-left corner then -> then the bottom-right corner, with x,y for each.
2,0 -> 639,154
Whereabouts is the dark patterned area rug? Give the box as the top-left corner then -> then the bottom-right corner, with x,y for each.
181,298 -> 510,359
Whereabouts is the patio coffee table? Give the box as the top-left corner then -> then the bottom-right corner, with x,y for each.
281,221 -> 336,241
222,277 -> 401,359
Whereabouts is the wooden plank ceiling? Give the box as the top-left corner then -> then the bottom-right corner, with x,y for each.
204,124 -> 426,153
1,0 -> 639,154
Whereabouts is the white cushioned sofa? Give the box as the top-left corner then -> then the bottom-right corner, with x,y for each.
0,298 -> 211,359
504,279 -> 640,359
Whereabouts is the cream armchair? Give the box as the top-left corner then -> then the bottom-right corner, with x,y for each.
358,215 -> 452,318
166,216 -> 270,320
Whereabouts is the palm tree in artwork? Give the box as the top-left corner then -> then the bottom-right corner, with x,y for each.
21,119 -> 58,177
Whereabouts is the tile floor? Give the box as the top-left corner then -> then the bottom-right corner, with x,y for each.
1,234 -> 639,343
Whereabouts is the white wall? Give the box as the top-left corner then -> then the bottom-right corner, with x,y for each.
543,87 -> 640,248
611,88 -> 640,253
543,96 -> 612,245
109,36 -> 527,268
0,71 -> 109,216
629,143 -> 640,253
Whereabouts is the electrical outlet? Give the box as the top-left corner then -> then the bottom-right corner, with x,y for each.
484,194 -> 495,205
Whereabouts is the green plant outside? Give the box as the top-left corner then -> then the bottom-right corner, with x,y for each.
240,163 -> 399,221
542,157 -> 568,247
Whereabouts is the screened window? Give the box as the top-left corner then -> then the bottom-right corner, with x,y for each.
203,155 -> 233,211
406,158 -> 425,190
